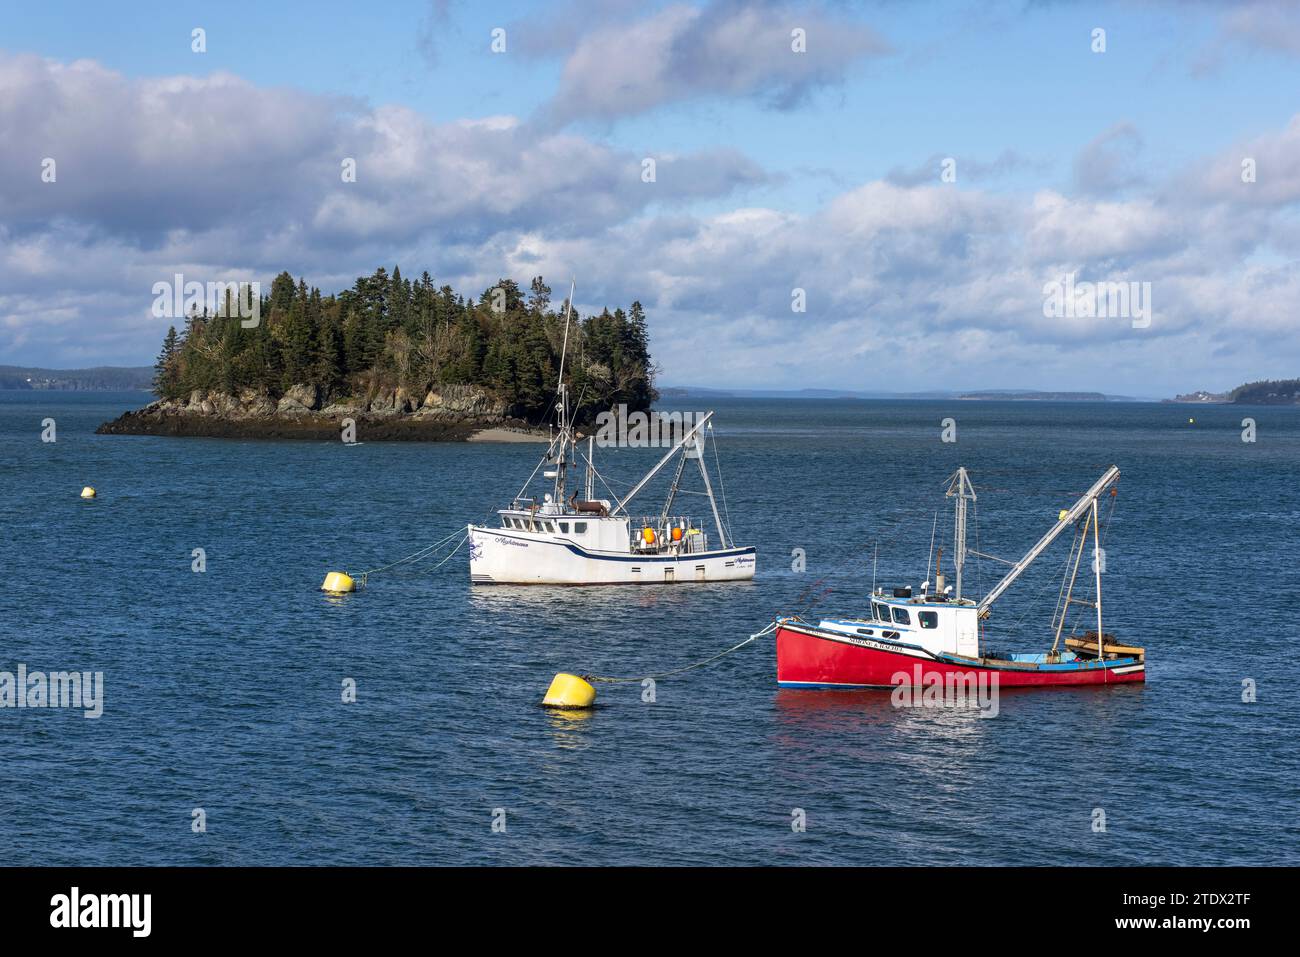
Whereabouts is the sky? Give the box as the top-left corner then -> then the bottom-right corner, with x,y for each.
2,0 -> 1299,396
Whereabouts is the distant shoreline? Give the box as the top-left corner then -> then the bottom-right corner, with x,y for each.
0,365 -> 152,391
660,386 -> 1150,402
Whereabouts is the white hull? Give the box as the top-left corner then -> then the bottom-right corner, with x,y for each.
467,525 -> 756,585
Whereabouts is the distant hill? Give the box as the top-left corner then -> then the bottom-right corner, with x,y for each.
1165,380 -> 1300,404
1227,379 -> 1300,405
0,365 -> 153,391
1165,389 -> 1229,404
957,390 -> 1110,401
662,386 -> 1140,401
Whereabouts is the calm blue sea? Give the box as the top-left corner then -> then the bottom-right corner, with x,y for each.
1,390 -> 1297,865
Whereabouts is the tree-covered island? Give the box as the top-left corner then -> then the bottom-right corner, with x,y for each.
99,268 -> 657,441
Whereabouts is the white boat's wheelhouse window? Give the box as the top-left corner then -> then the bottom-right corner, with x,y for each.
558,522 -> 569,533
892,607 -> 911,625
543,521 -> 555,532
574,522 -> 587,534
918,611 -> 938,629
873,601 -> 890,622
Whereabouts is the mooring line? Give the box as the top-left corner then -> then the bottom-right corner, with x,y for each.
582,621 -> 780,684
425,534 -> 468,572
354,528 -> 467,587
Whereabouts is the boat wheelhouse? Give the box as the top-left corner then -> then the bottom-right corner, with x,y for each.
468,283 -> 755,585
775,465 -> 1145,688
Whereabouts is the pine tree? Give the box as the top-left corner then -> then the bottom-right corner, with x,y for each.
153,325 -> 180,398
315,316 -> 344,396
528,276 -> 551,315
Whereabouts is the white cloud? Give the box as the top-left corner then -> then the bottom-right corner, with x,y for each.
536,0 -> 891,125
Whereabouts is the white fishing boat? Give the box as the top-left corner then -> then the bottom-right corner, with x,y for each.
467,284 -> 755,586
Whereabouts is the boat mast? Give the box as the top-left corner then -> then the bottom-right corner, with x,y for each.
977,465 -> 1120,615
512,429 -> 567,505
585,435 -> 594,500
552,279 -> 576,506
1091,496 -> 1104,657
945,468 -> 977,601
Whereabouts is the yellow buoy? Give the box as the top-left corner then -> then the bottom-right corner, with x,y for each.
80,486 -> 96,499
1057,509 -> 1068,521
542,672 -> 596,709
321,571 -> 356,593
1188,417 -> 1195,424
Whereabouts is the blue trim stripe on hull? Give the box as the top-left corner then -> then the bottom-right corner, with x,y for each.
472,527 -> 756,564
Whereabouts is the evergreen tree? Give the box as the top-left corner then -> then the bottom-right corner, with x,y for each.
153,325 -> 181,398
528,276 -> 551,315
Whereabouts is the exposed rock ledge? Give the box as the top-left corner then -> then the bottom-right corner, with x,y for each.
96,383 -> 547,442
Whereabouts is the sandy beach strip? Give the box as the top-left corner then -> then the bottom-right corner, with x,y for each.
467,426 -> 548,443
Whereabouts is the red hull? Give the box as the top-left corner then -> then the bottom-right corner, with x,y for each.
775,622 -> 1145,689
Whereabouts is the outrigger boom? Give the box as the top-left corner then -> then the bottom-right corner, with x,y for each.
977,465 -> 1121,614
610,411 -> 728,549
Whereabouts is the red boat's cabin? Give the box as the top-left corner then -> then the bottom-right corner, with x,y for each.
819,587 -> 981,658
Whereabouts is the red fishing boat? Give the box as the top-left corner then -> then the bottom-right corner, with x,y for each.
775,466 -> 1145,689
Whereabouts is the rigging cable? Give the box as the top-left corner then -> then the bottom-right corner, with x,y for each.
1049,522 -> 1084,636
1065,484 -> 1120,638
710,424 -> 735,545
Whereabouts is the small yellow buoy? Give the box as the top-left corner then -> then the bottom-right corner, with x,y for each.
542,672 -> 596,709
1188,417 -> 1195,424
1057,509 -> 1068,521
321,571 -> 356,593
80,486 -> 96,499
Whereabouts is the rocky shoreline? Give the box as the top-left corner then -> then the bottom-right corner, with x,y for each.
96,383 -> 546,442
